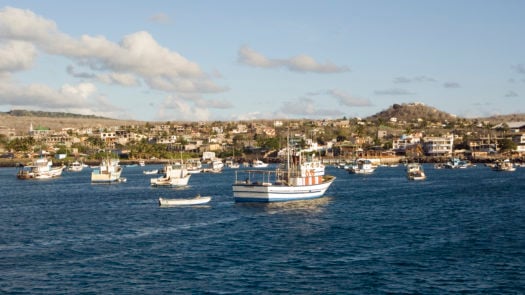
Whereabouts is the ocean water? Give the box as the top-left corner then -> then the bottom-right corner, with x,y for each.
1,164 -> 524,294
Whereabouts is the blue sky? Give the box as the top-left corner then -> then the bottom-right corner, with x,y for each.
0,1 -> 524,121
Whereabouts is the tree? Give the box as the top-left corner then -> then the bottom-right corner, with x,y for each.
498,138 -> 517,152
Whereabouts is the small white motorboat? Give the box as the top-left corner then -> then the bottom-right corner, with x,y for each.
143,169 -> 158,175
158,195 -> 211,206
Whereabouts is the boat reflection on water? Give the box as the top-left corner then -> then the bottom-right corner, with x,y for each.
235,196 -> 332,215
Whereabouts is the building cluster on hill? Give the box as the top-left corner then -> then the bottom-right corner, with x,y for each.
1,115 -> 525,163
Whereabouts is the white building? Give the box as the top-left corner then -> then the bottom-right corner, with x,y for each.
423,136 -> 454,156
393,135 -> 421,152
512,134 -> 525,153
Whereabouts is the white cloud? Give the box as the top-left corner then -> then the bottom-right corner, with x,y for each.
374,88 -> 415,95
0,6 -> 229,120
328,89 -> 372,107
237,45 -> 276,68
238,45 -> 349,73
158,95 -> 211,121
0,7 -> 60,43
443,82 -> 461,88
280,97 -> 343,117
0,41 -> 36,72
504,90 -> 518,97
0,7 -> 225,94
393,75 -> 436,83
97,72 -> 139,86
149,13 -> 171,24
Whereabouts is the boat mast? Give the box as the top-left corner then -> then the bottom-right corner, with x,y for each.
287,128 -> 291,180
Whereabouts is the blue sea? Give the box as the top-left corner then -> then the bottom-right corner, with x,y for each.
1,164 -> 524,294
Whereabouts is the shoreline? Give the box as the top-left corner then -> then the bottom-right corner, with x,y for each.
2,155 -> 523,168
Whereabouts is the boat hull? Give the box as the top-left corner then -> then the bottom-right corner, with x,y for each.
232,178 -> 335,202
159,196 -> 211,206
151,175 -> 191,186
91,170 -> 122,183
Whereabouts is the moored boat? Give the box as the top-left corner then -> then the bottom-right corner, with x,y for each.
444,158 -> 469,169
68,160 -> 84,172
251,159 -> 269,168
143,169 -> 158,175
491,159 -> 516,172
151,162 -> 191,186
232,144 -> 335,202
17,157 -> 65,179
406,162 -> 426,180
348,159 -> 376,174
91,157 -> 123,183
158,195 -> 211,206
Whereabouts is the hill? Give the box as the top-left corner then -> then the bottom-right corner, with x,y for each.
477,113 -> 525,124
366,103 -> 458,123
0,110 -> 143,135
5,109 -> 110,119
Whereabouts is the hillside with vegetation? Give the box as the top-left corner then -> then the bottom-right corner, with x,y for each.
0,110 -> 142,135
366,103 -> 458,123
479,113 -> 525,124
5,110 -> 110,119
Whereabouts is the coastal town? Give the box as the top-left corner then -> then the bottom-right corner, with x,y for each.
1,103 -> 525,167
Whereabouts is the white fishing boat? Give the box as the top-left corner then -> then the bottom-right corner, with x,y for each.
348,159 -> 375,174
143,169 -> 158,175
225,159 -> 240,169
203,159 -> 223,173
232,144 -> 335,202
68,160 -> 84,172
251,159 -> 269,168
17,157 -> 65,179
491,159 -> 516,172
187,159 -> 202,174
406,162 -> 426,180
150,162 -> 191,186
91,157 -> 123,183
444,158 -> 468,169
158,195 -> 211,206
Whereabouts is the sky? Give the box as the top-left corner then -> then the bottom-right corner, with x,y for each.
0,1 -> 524,122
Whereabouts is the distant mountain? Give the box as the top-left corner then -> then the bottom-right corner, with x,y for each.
4,109 -> 111,120
366,103 -> 458,123
478,113 -> 525,124
0,110 -> 144,134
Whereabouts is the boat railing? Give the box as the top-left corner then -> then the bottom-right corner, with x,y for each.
234,169 -> 288,185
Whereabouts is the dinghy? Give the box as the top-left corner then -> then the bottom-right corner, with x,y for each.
158,195 -> 211,206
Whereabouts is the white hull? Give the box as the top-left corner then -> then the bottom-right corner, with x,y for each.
232,177 -> 335,202
151,174 -> 191,186
91,158 -> 123,183
143,169 -> 158,175
68,162 -> 83,172
158,196 -> 211,206
408,173 -> 426,180
348,159 -> 375,174
407,163 -> 426,180
17,158 -> 64,179
491,159 -> 516,172
349,168 -> 375,174
151,162 -> 191,187
91,169 -> 122,182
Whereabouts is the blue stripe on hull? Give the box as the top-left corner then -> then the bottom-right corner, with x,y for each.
234,194 -> 325,202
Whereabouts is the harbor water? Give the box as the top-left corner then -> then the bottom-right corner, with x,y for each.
1,164 -> 524,294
